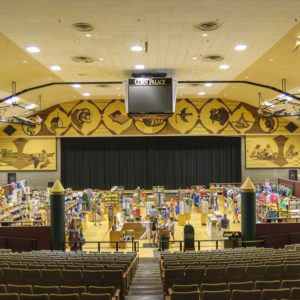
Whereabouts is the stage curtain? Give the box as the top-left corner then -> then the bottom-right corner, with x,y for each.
61,136 -> 241,189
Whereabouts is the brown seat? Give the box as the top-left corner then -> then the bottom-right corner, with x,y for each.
59,286 -> 86,295
172,284 -> 199,293
7,284 -> 33,294
0,285 -> 6,293
87,286 -> 116,297
82,270 -> 103,286
171,291 -> 200,300
41,270 -> 62,286
49,295 -> 79,300
201,283 -> 227,292
254,280 -> 281,290
61,270 -> 83,285
290,287 -> 300,299
3,268 -> 23,284
264,264 -> 284,281
163,268 -> 185,292
260,288 -> 290,300
205,267 -> 226,283
20,294 -> 49,300
81,294 -> 111,300
0,293 -> 20,300
201,290 -> 230,300
283,264 -> 300,280
228,281 -> 254,291
22,269 -> 42,285
185,267 -> 205,284
225,266 -> 246,282
245,265 -> 265,281
231,289 -> 261,300
281,279 -> 300,288
33,286 -> 60,294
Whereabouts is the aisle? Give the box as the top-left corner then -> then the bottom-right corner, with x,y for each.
126,257 -> 163,300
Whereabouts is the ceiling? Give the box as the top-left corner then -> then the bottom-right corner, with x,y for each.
0,0 -> 299,118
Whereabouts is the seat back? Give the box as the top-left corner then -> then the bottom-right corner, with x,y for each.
7,285 -> 33,294
20,294 -> 49,300
0,293 -> 19,300
172,284 -> 199,293
81,294 -> 111,300
201,290 -> 230,300
254,280 -> 281,290
231,289 -> 261,300
228,281 -> 254,291
171,291 -> 200,300
260,288 -> 290,300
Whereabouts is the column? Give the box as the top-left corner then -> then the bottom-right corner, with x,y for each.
50,180 -> 65,250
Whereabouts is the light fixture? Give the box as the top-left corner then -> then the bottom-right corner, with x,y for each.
192,56 -> 197,60
131,45 -> 143,52
49,65 -> 61,71
268,58 -> 274,62
219,64 -> 230,69
202,33 -> 208,37
5,97 -> 19,105
98,58 -> 104,61
72,84 -> 81,88
204,83 -> 213,87
82,92 -> 91,96
279,94 -> 292,101
135,64 -> 145,70
179,86 -> 183,89
263,101 -> 275,107
26,46 -> 40,53
85,33 -> 92,37
198,92 -> 206,96
25,104 -> 37,110
22,60 -> 28,64
234,44 -> 247,51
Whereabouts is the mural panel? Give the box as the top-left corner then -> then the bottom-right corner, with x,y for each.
0,98 -> 299,137
0,138 -> 56,171
246,135 -> 300,168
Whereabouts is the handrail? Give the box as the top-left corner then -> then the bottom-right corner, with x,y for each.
63,239 -> 139,252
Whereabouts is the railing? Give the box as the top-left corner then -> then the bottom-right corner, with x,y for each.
63,239 -> 139,252
157,239 -> 265,251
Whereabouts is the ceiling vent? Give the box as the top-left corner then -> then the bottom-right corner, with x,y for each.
72,56 -> 94,63
96,84 -> 111,88
72,22 -> 94,32
188,83 -> 204,87
196,21 -> 221,31
202,54 -> 224,62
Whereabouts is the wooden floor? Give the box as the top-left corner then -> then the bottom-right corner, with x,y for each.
83,197 -> 241,257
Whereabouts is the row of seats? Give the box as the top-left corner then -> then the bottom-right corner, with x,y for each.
0,293 -> 112,300
167,280 -> 300,294
0,268 -> 127,295
162,264 -> 300,290
0,284 -> 118,298
165,287 -> 300,300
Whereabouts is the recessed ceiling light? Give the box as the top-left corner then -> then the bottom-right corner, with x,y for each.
116,87 -> 120,90
135,64 -> 145,70
234,44 -> 247,51
219,64 -> 230,69
25,104 -> 37,110
73,84 -> 81,88
202,33 -> 208,37
192,56 -> 197,60
82,92 -> 91,97
245,76 -> 249,79
85,33 -> 92,37
26,46 -> 40,53
22,60 -> 27,64
268,58 -> 274,62
204,83 -> 213,87
49,65 -> 61,71
198,92 -> 206,95
179,86 -> 183,89
131,45 -> 143,52
98,58 -> 104,61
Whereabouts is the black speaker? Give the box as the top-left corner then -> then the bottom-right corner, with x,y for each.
289,170 -> 298,181
7,173 -> 16,184
48,181 -> 54,188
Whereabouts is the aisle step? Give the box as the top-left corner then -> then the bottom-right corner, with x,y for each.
126,257 -> 163,299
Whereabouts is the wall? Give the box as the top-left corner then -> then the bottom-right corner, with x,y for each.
240,136 -> 298,183
0,138 -> 61,189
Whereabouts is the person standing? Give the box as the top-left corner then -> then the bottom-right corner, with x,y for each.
233,203 -> 240,223
169,218 -> 175,242
149,205 -> 157,221
151,217 -> 158,246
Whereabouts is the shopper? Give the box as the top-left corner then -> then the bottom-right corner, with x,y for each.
233,203 -> 240,223
149,205 -> 157,221
151,217 -> 158,246
169,218 -> 175,242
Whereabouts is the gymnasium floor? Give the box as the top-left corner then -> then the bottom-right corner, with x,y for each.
83,197 -> 241,257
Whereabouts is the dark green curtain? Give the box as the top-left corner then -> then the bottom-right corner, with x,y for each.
61,136 -> 241,189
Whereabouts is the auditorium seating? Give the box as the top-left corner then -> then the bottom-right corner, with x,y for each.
162,247 -> 300,299
0,250 -> 137,299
